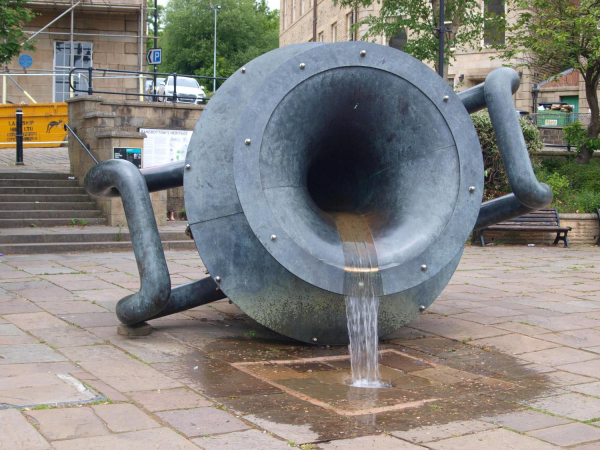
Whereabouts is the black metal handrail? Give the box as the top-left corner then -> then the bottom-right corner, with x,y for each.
68,67 -> 227,103
64,123 -> 99,165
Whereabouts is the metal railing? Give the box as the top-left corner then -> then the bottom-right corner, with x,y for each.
68,67 -> 227,103
64,123 -> 98,165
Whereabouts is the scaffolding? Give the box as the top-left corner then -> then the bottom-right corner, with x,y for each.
1,0 -> 155,104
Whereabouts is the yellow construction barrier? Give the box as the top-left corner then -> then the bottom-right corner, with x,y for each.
0,103 -> 68,148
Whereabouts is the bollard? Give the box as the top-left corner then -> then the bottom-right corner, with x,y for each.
15,108 -> 24,166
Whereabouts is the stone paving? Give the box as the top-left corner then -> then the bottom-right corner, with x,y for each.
0,146 -> 70,173
0,245 -> 599,449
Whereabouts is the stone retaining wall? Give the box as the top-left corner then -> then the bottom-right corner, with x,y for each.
67,96 -> 203,226
478,213 -> 599,246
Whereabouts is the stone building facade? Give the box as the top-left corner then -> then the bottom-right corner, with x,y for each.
279,0 -> 598,114
2,0 -> 147,105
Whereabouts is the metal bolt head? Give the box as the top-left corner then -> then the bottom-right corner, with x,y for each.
443,95 -> 449,102
299,63 -> 306,69
469,186 -> 476,193
270,234 -> 277,241
185,164 -> 191,170
421,264 -> 427,271
360,50 -> 366,57
241,67 -> 246,74
419,305 -> 425,312
245,138 -> 251,146
215,276 -> 221,282
312,337 -> 318,342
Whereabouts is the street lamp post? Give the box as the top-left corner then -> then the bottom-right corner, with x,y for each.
211,4 -> 221,93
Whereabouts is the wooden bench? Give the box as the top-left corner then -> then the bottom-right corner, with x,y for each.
473,208 -> 572,247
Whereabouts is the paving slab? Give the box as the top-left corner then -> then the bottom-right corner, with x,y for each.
0,323 -> 38,344
0,343 -> 67,364
58,345 -> 182,392
472,334 -> 559,355
481,410 -> 571,432
425,428 -> 559,449
156,407 -> 250,437
527,422 -> 600,447
391,420 -> 496,443
50,427 -> 200,450
91,404 -> 160,433
558,359 -> 600,378
0,409 -> 51,450
26,407 -> 110,440
191,429 -> 292,449
519,347 -> 599,366
526,393 -> 600,421
320,434 -> 425,449
129,388 -> 212,412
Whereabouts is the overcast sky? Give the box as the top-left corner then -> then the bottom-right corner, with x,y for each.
157,0 -> 281,12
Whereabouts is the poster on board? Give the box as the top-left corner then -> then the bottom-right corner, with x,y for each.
113,147 -> 142,168
140,128 -> 193,168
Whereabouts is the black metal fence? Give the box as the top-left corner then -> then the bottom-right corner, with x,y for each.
68,67 -> 227,103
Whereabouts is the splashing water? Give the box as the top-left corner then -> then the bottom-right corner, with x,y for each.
331,212 -> 389,389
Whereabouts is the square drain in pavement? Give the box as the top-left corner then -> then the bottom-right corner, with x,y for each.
232,349 -> 518,416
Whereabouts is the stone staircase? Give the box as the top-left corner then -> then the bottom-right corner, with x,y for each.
0,171 -> 195,254
0,172 -> 106,228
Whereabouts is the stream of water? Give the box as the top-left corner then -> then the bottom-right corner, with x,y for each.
332,213 -> 388,388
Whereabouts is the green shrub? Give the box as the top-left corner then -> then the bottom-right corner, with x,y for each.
545,173 -> 570,198
471,111 -> 544,199
571,190 -> 600,213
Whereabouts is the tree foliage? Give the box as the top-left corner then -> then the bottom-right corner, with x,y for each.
161,0 -> 279,91
335,0 -> 500,77
493,0 -> 600,164
146,0 -> 165,52
0,0 -> 36,66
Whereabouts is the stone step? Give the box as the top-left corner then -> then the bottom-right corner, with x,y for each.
0,187 -> 85,195
0,218 -> 107,228
0,202 -> 98,211
0,194 -> 91,203
0,229 -> 190,244
0,210 -> 103,219
0,240 -> 196,255
0,179 -> 79,187
0,172 -> 75,180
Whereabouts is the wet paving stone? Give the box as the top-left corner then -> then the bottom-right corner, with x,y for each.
129,388 -> 212,412
2,247 -> 600,447
481,410 -> 571,432
156,407 -> 250,437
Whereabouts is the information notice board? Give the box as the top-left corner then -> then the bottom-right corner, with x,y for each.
140,128 -> 193,168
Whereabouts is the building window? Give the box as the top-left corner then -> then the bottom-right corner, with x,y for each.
53,41 -> 93,102
347,13 -> 353,41
318,31 -> 324,42
388,28 -> 407,51
483,0 -> 505,46
447,78 -> 454,88
332,23 -> 337,42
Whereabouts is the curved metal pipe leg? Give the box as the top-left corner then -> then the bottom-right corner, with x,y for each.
85,159 -> 171,324
149,277 -> 226,320
458,68 -> 553,228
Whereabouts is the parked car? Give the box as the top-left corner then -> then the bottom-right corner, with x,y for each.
144,77 -> 165,102
158,76 -> 206,105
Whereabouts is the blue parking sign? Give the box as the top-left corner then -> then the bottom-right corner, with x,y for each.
146,48 -> 162,65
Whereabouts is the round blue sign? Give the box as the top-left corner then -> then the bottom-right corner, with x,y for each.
18,54 -> 33,69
